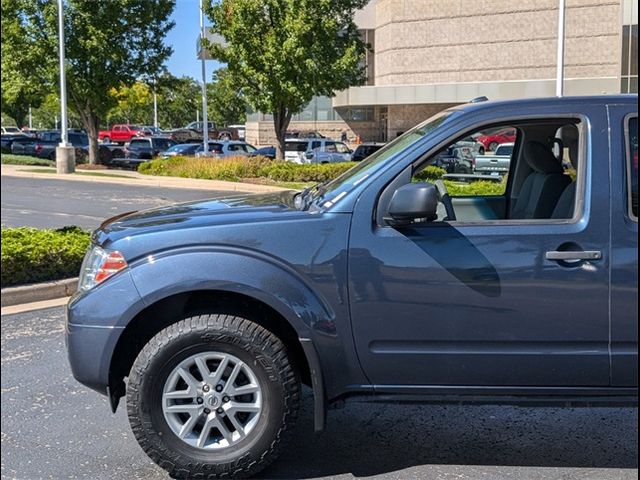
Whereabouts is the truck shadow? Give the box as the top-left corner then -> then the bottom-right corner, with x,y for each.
258,389 -> 638,478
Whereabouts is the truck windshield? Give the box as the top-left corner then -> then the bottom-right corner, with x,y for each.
304,111 -> 454,210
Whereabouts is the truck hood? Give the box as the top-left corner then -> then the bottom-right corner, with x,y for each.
93,190 -> 303,245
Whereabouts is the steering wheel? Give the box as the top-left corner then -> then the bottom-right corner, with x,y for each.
434,180 -> 456,221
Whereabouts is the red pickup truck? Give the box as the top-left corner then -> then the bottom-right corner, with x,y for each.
98,125 -> 145,144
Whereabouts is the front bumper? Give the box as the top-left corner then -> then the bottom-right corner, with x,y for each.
65,269 -> 144,395
66,320 -> 123,394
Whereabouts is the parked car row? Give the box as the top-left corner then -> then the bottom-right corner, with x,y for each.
246,140 -> 386,164
4,130 -> 89,160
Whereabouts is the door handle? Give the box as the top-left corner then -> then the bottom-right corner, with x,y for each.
545,250 -> 602,261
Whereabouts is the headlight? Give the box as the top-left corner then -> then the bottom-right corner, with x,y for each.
78,246 -> 128,291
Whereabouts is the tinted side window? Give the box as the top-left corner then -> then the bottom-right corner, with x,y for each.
285,142 -> 308,152
69,134 -> 88,145
627,116 -> 638,219
129,139 -> 148,147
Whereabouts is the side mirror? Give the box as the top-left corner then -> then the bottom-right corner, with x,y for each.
386,182 -> 438,226
305,151 -> 314,159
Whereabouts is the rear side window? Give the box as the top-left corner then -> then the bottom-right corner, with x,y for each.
626,116 -> 638,219
69,133 -> 88,145
285,141 -> 308,152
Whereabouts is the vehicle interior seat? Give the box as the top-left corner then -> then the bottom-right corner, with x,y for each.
551,126 -> 580,219
510,140 -> 571,219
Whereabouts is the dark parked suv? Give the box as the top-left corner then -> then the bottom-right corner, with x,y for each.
67,96 -> 638,479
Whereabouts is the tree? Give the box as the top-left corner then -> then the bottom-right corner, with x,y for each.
2,0 -> 175,164
155,74 -> 201,128
207,68 -> 248,127
1,0 -> 51,128
30,93 -> 81,129
205,0 -> 368,159
107,82 -> 154,125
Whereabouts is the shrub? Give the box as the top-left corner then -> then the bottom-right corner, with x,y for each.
1,226 -> 90,287
445,179 -> 506,197
1,154 -> 54,167
138,155 -> 356,183
414,165 -> 447,182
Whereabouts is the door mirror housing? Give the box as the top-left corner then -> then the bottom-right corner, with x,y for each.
386,182 -> 438,226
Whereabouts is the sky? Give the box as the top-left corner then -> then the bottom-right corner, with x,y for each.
165,0 -> 222,80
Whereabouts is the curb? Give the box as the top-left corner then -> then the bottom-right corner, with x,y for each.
1,165 -> 289,194
1,278 -> 78,307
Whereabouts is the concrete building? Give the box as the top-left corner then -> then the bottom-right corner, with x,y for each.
238,0 -> 638,146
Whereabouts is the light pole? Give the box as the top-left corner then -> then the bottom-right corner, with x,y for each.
556,0 -> 566,97
153,81 -> 159,129
56,0 -> 74,173
199,0 -> 209,153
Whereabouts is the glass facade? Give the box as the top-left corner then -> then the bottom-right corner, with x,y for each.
246,96 -> 340,122
621,24 -> 638,93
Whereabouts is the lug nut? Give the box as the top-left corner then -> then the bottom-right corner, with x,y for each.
196,397 -> 204,404
222,396 -> 229,403
217,407 -> 224,414
215,384 -> 224,392
203,408 -> 211,414
202,385 -> 210,392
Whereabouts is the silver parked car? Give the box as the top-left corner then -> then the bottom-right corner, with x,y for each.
284,139 -> 352,164
194,140 -> 257,158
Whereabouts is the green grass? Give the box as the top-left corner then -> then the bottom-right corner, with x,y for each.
1,154 -> 54,166
1,226 -> 90,287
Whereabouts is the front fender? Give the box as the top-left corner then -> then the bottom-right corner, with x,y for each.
128,245 -> 336,338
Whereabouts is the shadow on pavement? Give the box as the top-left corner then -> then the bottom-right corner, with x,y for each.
258,389 -> 638,479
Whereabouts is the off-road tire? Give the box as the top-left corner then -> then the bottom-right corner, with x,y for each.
126,314 -> 301,479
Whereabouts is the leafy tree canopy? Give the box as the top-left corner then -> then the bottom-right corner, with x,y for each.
108,82 -> 153,125
2,0 -> 175,164
205,0 -> 368,158
207,68 -> 248,127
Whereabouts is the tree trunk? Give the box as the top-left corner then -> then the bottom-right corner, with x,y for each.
85,115 -> 100,165
77,108 -> 101,165
273,103 -> 292,160
70,92 -> 100,165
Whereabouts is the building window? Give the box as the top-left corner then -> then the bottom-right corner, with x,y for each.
359,29 -> 375,86
340,107 -> 374,122
621,24 -> 638,93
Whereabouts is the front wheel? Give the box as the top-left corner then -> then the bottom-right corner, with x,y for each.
127,314 -> 300,479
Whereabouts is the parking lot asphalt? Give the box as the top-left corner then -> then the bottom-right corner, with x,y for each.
1,175 -> 227,229
1,306 -> 637,480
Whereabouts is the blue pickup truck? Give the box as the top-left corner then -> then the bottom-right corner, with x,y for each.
66,96 -> 638,479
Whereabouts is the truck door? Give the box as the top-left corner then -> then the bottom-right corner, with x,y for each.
348,108 -> 612,389
608,107 -> 638,387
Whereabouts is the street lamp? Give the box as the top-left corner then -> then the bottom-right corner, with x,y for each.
556,0 -> 566,97
153,79 -> 159,129
56,0 -> 75,173
199,0 -> 209,153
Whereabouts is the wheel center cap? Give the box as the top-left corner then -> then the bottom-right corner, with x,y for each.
206,395 -> 220,408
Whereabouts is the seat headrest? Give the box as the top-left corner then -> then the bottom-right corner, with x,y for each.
523,141 -> 564,174
557,125 -> 579,169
